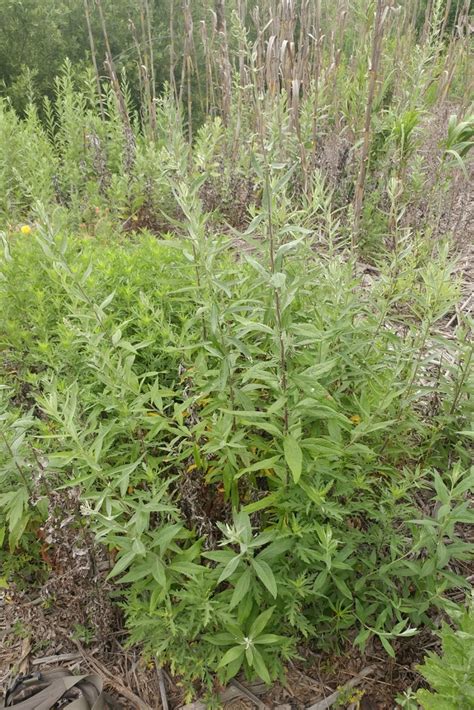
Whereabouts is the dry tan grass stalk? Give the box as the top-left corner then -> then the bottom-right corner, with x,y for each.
237,0 -> 248,88
353,0 -> 387,244
184,1 -> 194,143
95,0 -> 133,146
421,0 -> 435,43
311,0 -> 322,155
128,18 -> 146,118
169,0 -> 178,100
84,0 -> 105,120
200,17 -> 215,116
215,0 -> 232,120
141,0 -> 157,137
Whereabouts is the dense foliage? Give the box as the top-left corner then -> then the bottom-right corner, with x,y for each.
0,0 -> 472,704
416,598 -> 474,709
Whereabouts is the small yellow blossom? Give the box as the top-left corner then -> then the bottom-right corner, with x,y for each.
20,224 -> 32,235
350,414 -> 361,425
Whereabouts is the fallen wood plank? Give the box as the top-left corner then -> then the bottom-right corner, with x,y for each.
18,637 -> 31,675
230,678 -> 269,709
306,666 -> 376,710
179,679 -> 267,709
32,653 -> 82,666
155,661 -> 169,710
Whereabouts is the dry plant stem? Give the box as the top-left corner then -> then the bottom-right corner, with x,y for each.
83,0 -> 105,120
439,0 -> 453,37
200,19 -> 214,115
138,0 -> 156,138
311,0 -> 322,158
421,0 -> 434,44
169,0 -> 178,101
95,0 -> 133,156
215,0 -> 232,120
178,0 -> 192,141
143,0 -> 157,133
352,0 -> 386,246
184,0 -> 194,144
237,0 -> 247,87
129,20 -> 145,122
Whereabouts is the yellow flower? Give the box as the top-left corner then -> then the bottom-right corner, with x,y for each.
350,414 -> 361,425
20,224 -> 32,235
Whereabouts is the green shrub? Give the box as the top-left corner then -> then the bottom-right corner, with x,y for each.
1,172 -> 472,694
0,18 -> 472,700
416,597 -> 474,710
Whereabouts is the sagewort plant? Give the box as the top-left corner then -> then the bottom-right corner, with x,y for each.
2,172 -> 472,695
0,0 -> 472,703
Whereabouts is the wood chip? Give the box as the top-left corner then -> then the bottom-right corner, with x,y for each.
306,666 -> 376,710
179,679 -> 267,709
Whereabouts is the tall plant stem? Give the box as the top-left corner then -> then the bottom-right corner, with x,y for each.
96,0 -> 132,136
169,0 -> 178,101
261,140 -> 289,435
83,0 -> 105,120
352,0 -> 386,247
311,0 -> 322,159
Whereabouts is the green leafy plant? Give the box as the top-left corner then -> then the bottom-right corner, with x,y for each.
0,8 -> 473,702
416,596 -> 474,710
442,113 -> 474,175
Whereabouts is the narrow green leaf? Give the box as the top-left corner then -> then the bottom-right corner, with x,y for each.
252,647 -> 271,685
217,645 -> 245,668
284,435 -> 303,483
380,635 -> 396,658
218,555 -> 241,584
250,607 -> 275,638
230,568 -> 252,609
254,634 -> 285,644
252,558 -> 277,598
107,550 -> 136,580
